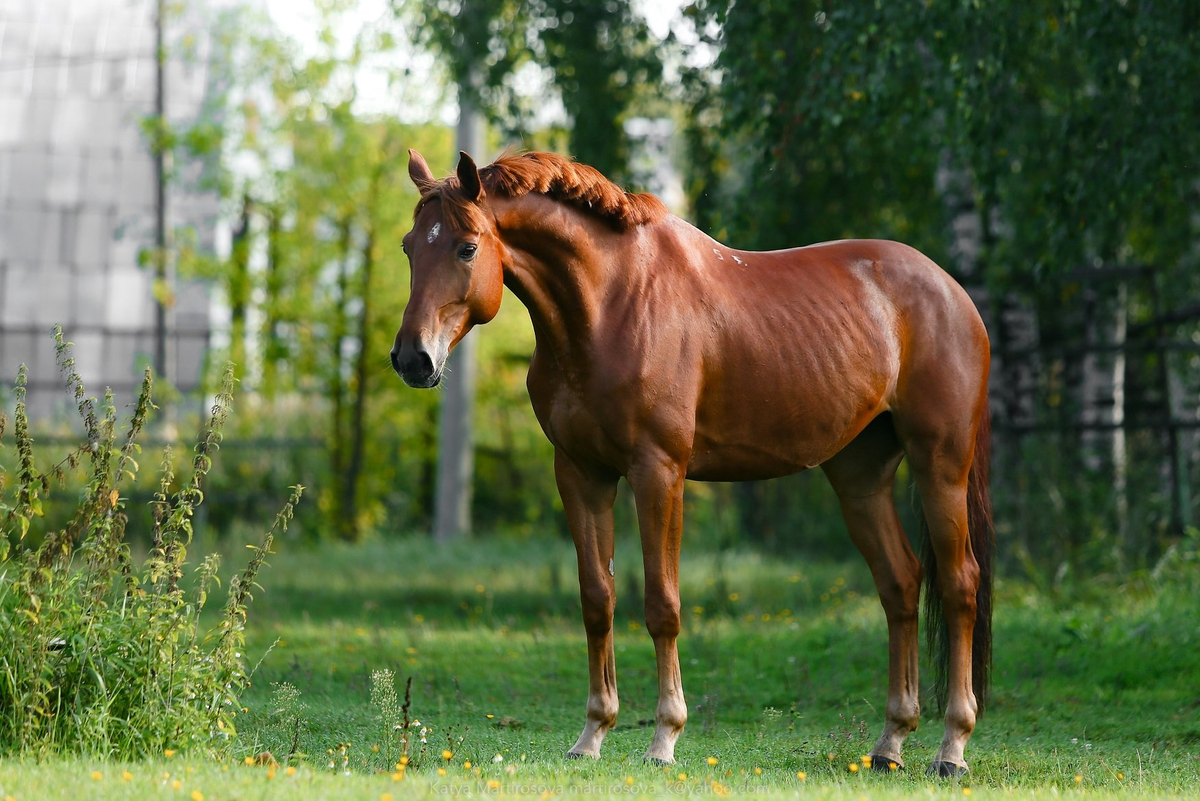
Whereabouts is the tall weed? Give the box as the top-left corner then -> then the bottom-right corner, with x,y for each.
0,327 -> 302,758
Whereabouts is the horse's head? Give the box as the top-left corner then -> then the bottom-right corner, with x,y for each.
391,150 -> 504,388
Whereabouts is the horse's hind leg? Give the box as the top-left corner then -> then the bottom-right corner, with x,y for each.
556,451 -> 622,759
822,415 -> 921,770
897,413 -> 982,777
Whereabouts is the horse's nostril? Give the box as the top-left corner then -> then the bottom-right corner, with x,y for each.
416,350 -> 433,376
390,349 -> 401,373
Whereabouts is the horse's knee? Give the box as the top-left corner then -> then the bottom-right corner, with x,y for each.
644,593 -> 681,640
580,583 -> 615,637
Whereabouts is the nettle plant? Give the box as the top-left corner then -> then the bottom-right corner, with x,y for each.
0,327 -> 302,758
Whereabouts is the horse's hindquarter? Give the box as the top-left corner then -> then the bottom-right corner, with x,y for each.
686,239 -> 948,481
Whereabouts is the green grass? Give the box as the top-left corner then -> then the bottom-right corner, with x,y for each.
2,535 -> 1198,799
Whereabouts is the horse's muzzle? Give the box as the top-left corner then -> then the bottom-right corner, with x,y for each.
392,341 -> 441,388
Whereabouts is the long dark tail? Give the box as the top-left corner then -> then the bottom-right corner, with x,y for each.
920,406 -> 995,713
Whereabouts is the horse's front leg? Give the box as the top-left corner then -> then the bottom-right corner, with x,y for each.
556,451 -> 621,759
628,454 -> 688,764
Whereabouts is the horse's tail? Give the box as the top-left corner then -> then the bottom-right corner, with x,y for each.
920,404 -> 995,714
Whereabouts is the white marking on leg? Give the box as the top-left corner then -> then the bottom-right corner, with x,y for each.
608,558 -> 615,577
712,247 -> 724,261
732,254 -> 743,265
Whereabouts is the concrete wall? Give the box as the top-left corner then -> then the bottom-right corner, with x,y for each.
0,0 -> 223,415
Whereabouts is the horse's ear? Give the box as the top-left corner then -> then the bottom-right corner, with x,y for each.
408,149 -> 436,192
456,151 -> 483,202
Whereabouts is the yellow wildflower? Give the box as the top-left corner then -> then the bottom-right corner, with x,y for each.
91,771 -> 103,781
191,792 -> 204,801
443,750 -> 454,760
848,762 -> 859,773
707,756 -> 719,766
797,771 -> 807,780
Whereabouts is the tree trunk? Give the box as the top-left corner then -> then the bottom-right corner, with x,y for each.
342,223 -> 375,542
433,74 -> 484,542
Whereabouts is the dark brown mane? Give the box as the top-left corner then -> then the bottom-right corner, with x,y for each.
415,151 -> 669,232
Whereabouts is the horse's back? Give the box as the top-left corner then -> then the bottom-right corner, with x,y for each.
675,232 -> 987,480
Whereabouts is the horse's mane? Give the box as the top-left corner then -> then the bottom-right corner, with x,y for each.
416,151 -> 669,232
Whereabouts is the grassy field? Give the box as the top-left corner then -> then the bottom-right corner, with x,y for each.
2,535 -> 1198,799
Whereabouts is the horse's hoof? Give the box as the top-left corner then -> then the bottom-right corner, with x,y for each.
566,750 -> 599,760
869,754 -> 903,772
927,760 -> 969,778
644,755 -> 674,766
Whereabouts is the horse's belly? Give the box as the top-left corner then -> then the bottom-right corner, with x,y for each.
686,366 -> 890,482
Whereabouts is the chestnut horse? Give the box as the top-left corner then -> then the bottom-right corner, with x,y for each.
391,150 -> 993,777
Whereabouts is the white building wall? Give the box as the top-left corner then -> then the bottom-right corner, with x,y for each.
0,0 -> 223,414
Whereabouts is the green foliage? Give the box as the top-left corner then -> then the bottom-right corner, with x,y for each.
686,0 -> 1200,286
402,0 -> 661,179
0,332 -> 302,758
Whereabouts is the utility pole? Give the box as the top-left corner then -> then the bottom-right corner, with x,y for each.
433,74 -> 484,543
153,0 -> 172,383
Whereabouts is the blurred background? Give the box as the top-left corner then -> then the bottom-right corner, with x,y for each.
1,0 -> 1198,582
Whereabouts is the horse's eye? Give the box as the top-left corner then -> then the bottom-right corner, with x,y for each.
457,243 -> 478,261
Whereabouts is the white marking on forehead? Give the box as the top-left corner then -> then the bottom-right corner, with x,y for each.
427,222 -> 442,243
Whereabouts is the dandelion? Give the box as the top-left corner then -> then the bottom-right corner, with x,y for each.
372,745 -> 380,753
285,767 -> 296,777
244,756 -> 255,766
678,773 -> 688,781
889,762 -> 898,771
91,771 -> 104,781
487,714 -> 495,719
438,768 -> 447,776
443,750 -> 454,760
381,794 -> 394,801
963,789 -> 972,796
861,755 -> 873,768
754,767 -> 762,775
392,772 -> 403,781
848,762 -> 859,773
729,593 -> 740,602
122,771 -> 133,781
487,780 -> 501,790
191,792 -> 204,801
1117,772 -> 1125,780
165,749 -> 177,758
172,780 -> 183,790
707,756 -> 719,766
626,776 -> 634,786
1075,775 -> 1083,784
797,771 -> 807,780
464,761 -> 472,769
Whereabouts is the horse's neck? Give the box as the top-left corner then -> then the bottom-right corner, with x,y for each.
496,196 -> 632,366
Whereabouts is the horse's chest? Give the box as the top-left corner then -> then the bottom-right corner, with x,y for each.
527,358 -> 667,469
